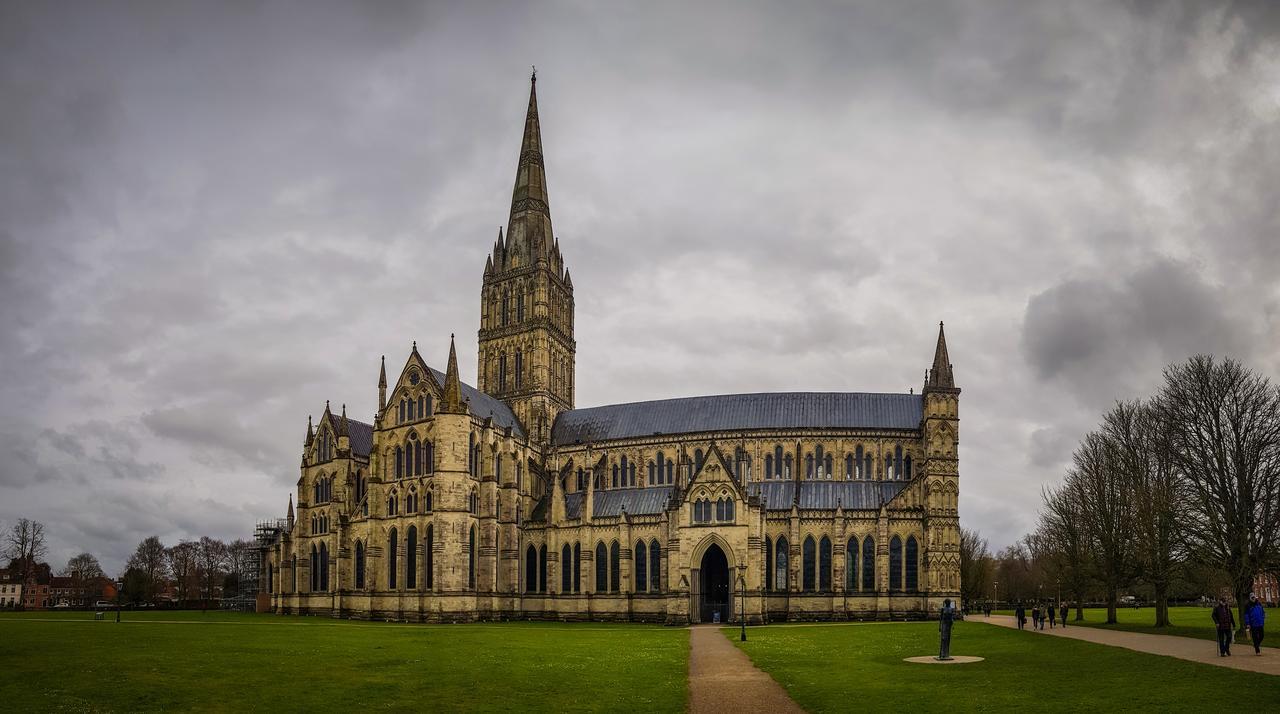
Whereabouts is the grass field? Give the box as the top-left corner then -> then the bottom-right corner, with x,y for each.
993,605 -> 1279,643
0,611 -> 688,713
728,620 -> 1280,713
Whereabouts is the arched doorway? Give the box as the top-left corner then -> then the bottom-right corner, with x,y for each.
700,544 -> 731,623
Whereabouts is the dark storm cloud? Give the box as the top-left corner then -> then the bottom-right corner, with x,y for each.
2,0 -> 1278,572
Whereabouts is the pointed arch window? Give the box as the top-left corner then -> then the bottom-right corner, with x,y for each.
612,464 -> 619,488
885,454 -> 894,480
765,536 -> 774,590
805,453 -> 814,478
515,350 -> 523,389
501,290 -> 510,326
649,541 -> 661,593
388,528 -> 398,590
803,536 -> 816,591
609,542 -> 621,593
855,445 -> 864,479
864,452 -> 873,480
819,536 -> 832,591
764,454 -> 773,480
320,542 -> 329,591
904,455 -> 912,480
561,544 -> 573,592
785,454 -> 793,478
517,291 -> 526,322
595,542 -> 608,592
387,491 -> 398,516
890,535 -> 903,591
694,449 -> 705,473
775,537 -> 789,591
407,526 -> 418,589
824,454 -> 833,480
895,446 -> 904,480
665,458 -> 674,484
846,537 -> 858,591
499,354 -> 508,390
845,454 -> 854,480
635,541 -> 647,593
647,461 -> 655,485
715,498 -> 725,521
620,456 -> 629,486
417,395 -> 425,420
395,446 -> 404,479
425,490 -> 433,511
407,398 -> 415,421
309,544 -> 318,591
906,536 -> 919,592
774,446 -> 784,478
862,536 -> 875,591
405,438 -> 415,478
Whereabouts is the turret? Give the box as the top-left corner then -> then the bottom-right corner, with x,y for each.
378,355 -> 387,411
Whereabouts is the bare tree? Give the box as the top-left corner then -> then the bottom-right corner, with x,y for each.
166,541 -> 198,605
1156,355 -> 1280,631
993,541 -> 1037,603
1039,478 -> 1093,621
196,536 -> 227,603
3,519 -> 47,584
126,536 -> 169,603
1105,399 -> 1184,627
62,552 -> 105,581
223,539 -> 256,597
959,528 -> 992,608
1073,426 -> 1136,624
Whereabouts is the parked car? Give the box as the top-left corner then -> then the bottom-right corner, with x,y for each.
94,601 -> 113,609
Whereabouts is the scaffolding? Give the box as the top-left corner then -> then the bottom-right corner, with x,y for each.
222,519 -> 286,612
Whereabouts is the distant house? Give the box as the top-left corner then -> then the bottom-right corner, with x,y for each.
0,577 -> 22,608
1255,572 -> 1278,607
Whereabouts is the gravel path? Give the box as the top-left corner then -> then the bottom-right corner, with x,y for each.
983,614 -> 1280,676
687,625 -> 805,714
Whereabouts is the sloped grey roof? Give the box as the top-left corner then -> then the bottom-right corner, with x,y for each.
562,487 -> 675,519
748,480 -> 910,511
428,368 -> 525,437
552,392 -> 922,445
348,419 -> 374,457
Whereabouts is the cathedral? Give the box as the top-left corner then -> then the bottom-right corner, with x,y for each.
264,76 -> 962,624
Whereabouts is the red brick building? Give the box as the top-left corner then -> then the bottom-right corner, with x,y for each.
1254,572 -> 1278,607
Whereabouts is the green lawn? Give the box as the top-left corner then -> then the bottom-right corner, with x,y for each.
0,611 -> 688,713
728,621 -> 1280,713
993,605 -> 1279,643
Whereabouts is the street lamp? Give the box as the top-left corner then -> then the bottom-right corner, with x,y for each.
994,580 -> 999,613
738,563 -> 748,642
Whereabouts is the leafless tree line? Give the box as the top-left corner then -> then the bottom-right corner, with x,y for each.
1033,356 -> 1280,629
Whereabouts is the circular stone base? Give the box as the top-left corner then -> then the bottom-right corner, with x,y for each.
903,656 -> 985,664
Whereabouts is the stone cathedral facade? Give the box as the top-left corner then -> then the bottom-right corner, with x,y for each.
264,76 -> 962,624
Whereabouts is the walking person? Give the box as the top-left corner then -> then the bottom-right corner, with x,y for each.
1032,605 -> 1040,631
1212,597 -> 1236,657
1060,603 -> 1068,628
1016,603 -> 1026,630
1245,593 -> 1266,655
1048,604 -> 1057,629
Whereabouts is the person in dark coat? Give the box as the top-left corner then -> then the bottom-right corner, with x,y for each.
1245,594 -> 1266,655
1059,603 -> 1068,628
1048,604 -> 1057,629
1016,604 -> 1026,630
1032,605 -> 1041,630
1212,597 -> 1236,656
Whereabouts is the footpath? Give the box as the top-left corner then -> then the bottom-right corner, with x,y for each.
687,625 -> 805,714
984,614 -> 1280,676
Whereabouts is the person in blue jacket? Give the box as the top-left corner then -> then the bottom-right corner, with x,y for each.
1245,593 -> 1266,655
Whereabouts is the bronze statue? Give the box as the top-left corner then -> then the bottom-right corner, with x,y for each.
938,598 -> 956,660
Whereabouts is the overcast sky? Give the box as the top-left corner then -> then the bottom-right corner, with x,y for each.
2,1 -> 1278,574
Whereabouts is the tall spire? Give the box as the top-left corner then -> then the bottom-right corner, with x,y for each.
505,71 -> 553,261
305,415 -> 313,446
441,333 -> 466,413
926,321 -> 955,389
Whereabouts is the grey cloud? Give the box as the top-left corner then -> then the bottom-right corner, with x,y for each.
1021,258 -> 1259,408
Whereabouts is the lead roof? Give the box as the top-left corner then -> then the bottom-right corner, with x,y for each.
551,392 -> 923,445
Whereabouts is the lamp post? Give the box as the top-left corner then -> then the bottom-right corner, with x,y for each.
738,564 -> 747,642
1056,578 -> 1061,609
994,580 -> 999,613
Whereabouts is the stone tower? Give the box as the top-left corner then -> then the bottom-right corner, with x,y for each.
921,322 -> 961,597
477,72 -> 576,446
